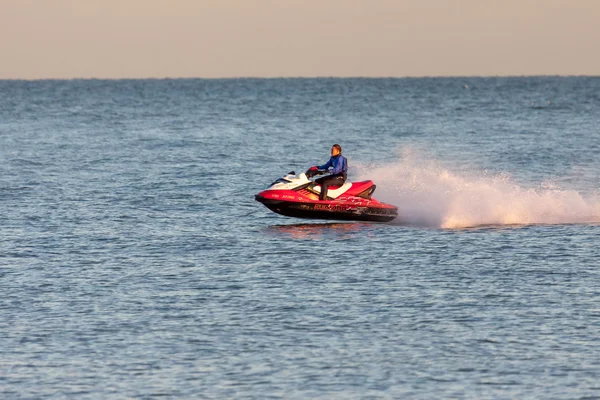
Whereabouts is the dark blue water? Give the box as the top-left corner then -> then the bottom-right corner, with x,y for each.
1,78 -> 600,398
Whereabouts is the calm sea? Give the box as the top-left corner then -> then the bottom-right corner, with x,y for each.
1,77 -> 600,398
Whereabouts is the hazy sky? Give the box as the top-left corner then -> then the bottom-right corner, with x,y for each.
1,0 -> 599,79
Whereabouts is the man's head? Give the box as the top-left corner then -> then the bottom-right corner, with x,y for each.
331,144 -> 342,156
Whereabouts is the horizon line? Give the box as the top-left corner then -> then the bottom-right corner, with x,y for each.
1,74 -> 599,82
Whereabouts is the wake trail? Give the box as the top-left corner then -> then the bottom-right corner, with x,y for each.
356,150 -> 600,229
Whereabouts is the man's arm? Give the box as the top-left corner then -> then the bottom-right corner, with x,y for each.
317,157 -> 333,170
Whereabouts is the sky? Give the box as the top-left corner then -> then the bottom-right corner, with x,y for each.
1,0 -> 599,79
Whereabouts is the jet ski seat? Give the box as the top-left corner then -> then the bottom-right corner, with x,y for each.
312,182 -> 353,199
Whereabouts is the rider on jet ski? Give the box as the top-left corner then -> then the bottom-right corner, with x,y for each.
307,144 -> 348,200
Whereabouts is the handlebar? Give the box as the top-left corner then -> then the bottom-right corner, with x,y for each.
305,169 -> 328,178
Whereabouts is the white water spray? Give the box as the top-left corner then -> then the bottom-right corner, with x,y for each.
356,150 -> 600,229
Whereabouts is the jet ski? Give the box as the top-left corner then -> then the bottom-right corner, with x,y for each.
255,170 -> 398,222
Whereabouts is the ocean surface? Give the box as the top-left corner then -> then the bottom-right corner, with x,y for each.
1,77 -> 600,399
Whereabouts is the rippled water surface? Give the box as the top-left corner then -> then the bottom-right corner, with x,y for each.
1,78 -> 600,398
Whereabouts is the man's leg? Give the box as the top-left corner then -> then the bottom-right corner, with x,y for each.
320,178 -> 331,200
317,175 -> 345,200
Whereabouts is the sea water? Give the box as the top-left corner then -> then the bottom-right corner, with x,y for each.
1,77 -> 600,398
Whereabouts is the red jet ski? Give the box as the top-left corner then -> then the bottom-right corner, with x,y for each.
255,170 -> 398,222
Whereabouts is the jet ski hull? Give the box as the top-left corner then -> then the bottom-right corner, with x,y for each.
255,194 -> 398,223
